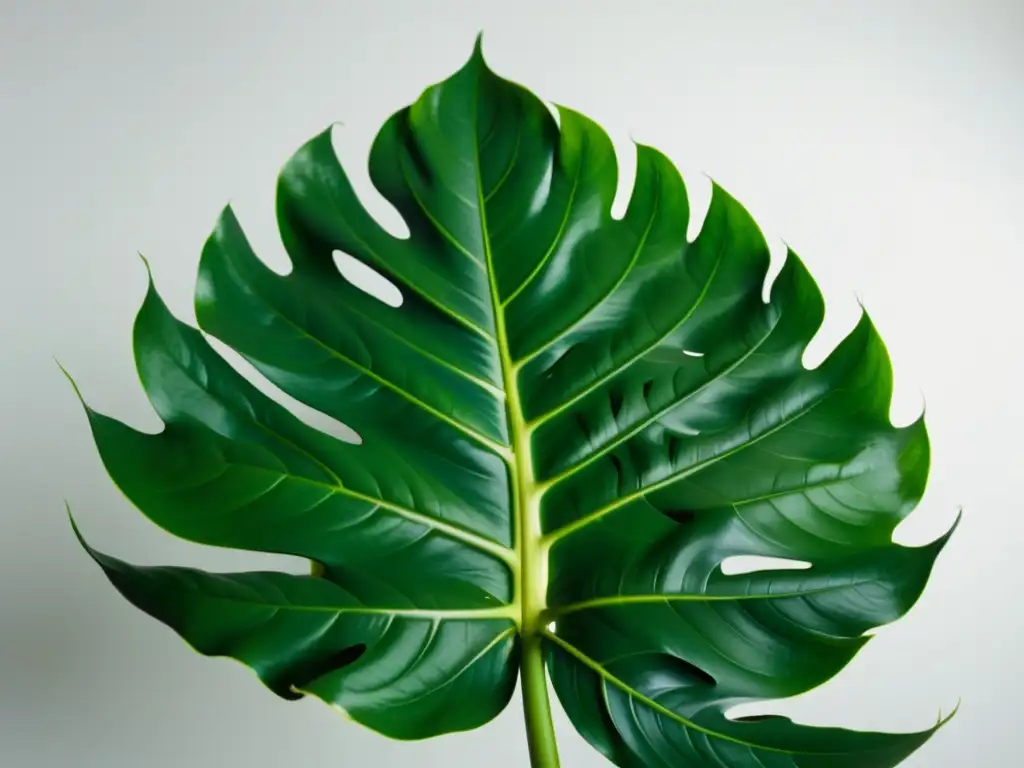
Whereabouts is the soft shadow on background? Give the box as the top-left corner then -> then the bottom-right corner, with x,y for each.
1,1 -> 1021,766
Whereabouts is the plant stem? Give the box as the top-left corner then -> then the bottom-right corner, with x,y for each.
521,632 -> 561,767
512,407 -> 558,767
472,67 -> 560,766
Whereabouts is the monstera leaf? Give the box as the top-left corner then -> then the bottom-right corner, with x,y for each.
68,38 -> 956,767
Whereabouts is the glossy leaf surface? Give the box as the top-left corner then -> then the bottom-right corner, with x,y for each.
71,38 -> 954,767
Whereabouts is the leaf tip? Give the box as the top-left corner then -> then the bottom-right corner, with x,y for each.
937,506 -> 962,543
778,237 -> 800,263
932,697 -> 961,731
467,30 -> 494,75
65,501 -> 91,553
136,254 -> 164,314
905,387 -> 928,427
915,507 -> 962,558
136,262 -> 174,321
53,354 -> 69,378
626,131 -> 649,154
55,359 -> 87,408
942,697 -> 962,724
137,252 -> 153,280
214,201 -> 244,235
945,507 -> 964,540
852,289 -> 869,314
702,172 -> 730,202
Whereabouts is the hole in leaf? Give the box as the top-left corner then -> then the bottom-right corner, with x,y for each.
331,250 -> 403,308
206,336 -> 362,445
650,654 -> 717,688
288,643 -> 367,695
725,700 -> 794,723
682,349 -> 703,358
641,379 -> 655,400
720,555 -> 812,576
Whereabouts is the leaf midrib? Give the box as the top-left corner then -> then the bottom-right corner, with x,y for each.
469,71 -> 539,633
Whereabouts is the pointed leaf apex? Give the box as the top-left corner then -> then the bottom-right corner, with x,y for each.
138,262 -> 170,312
468,31 -> 491,74
948,507 -> 964,536
66,505 -> 107,568
66,500 -> 79,530
137,252 -> 154,285
66,502 -> 88,549
921,508 -> 962,555
55,358 -> 87,408
938,697 -> 962,727
916,388 -> 928,420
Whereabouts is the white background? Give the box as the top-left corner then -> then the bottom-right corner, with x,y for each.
1,1 -> 1020,765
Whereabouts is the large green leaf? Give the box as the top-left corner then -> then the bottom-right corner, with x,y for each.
69,37 -> 955,767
